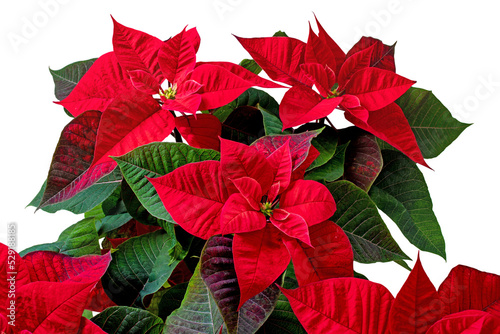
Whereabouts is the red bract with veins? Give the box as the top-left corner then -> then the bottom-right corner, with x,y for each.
237,17 -> 429,167
149,135 -> 336,307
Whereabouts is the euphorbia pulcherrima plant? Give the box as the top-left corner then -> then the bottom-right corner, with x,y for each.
3,14 -> 496,334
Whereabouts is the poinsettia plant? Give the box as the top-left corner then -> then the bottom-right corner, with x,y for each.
2,15 -> 499,334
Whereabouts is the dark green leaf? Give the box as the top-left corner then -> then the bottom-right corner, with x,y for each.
273,31 -> 288,37
327,180 -> 409,263
91,306 -> 163,334
50,58 -> 96,101
221,105 -> 265,145
354,271 -> 368,280
257,294 -> 307,334
305,143 -> 348,183
385,87 -> 471,158
259,104 -> 290,136
102,230 -> 182,308
369,150 -> 446,259
121,180 -> 167,227
239,59 -> 262,75
157,283 -> 188,321
299,124 -> 338,170
113,142 -> 220,222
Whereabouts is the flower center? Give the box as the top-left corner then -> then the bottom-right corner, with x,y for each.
327,83 -> 341,98
260,201 -> 274,217
160,84 -> 177,100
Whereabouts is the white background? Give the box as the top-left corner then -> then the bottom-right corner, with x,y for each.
1,0 -> 499,296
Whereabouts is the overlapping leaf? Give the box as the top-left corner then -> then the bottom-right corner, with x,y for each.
91,306 -> 164,334
49,58 -> 97,101
369,150 -> 446,259
426,310 -> 500,334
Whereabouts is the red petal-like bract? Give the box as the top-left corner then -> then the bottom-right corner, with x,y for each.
220,193 -> 266,234
39,110 -> 101,209
270,212 -> 310,246
112,17 -> 164,82
345,103 -> 428,167
291,145 -> 320,181
58,52 -> 132,116
347,37 -> 396,73
305,24 -> 338,72
233,226 -> 290,309
13,252 -> 111,333
235,36 -> 312,87
300,63 -> 336,97
314,16 -> 345,75
91,90 -> 173,168
252,131 -> 319,171
148,161 -> 228,239
338,43 -> 375,85
426,310 -> 500,334
158,27 -> 197,84
128,69 -> 160,95
174,114 -> 222,151
280,179 -> 336,227
389,254 -> 445,334
0,244 -> 30,310
285,220 -> 353,286
189,64 -> 253,110
266,140 -> 293,192
281,277 -> 394,334
343,67 -> 415,111
438,265 -> 500,316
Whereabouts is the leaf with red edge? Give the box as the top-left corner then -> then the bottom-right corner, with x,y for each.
345,103 -> 428,168
347,37 -> 396,72
128,70 -> 160,95
280,85 -> 343,129
38,110 -> 101,209
281,277 -> 394,334
284,220 -> 353,286
200,235 -> 281,334
344,67 -> 415,111
13,252 -> 111,333
158,27 -> 196,83
305,24 -> 337,71
426,310 -> 500,334
389,254 -> 445,334
314,15 -> 345,74
233,226 -> 291,309
57,52 -> 133,116
438,265 -> 500,316
280,179 -> 336,227
196,61 -> 285,88
252,130 -> 320,171
340,127 -> 383,192
175,114 -> 221,151
91,90 -> 174,169
148,161 -> 228,239
112,17 -> 164,81
235,36 -> 312,87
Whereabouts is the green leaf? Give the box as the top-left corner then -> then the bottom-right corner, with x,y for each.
385,87 -> 471,159
257,294 -> 307,334
213,88 -> 280,123
299,125 -> 338,170
369,150 -> 446,259
121,180 -> 168,227
50,58 -> 96,101
20,218 -> 100,257
327,180 -> 409,263
354,271 -> 368,280
239,59 -> 262,75
164,263 -> 224,334
305,143 -> 348,183
157,283 -> 188,321
273,31 -> 288,37
28,168 -> 122,214
259,104 -> 290,136
102,230 -> 182,308
91,306 -> 164,334
113,142 -> 220,222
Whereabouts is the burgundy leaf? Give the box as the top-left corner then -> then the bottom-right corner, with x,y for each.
347,37 -> 396,72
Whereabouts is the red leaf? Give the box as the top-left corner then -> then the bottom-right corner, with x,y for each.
57,52 -> 132,116
266,140 -> 293,192
426,310 -> 500,334
78,318 -> 108,334
233,226 -> 290,309
230,177 -> 262,210
220,193 -> 266,234
148,161 -> 228,239
338,43 -> 375,85
162,94 -> 201,114
280,179 -> 336,227
314,15 -> 345,75
39,110 -> 101,208
347,37 -> 396,72
128,69 -> 160,95
86,280 -> 116,312
270,211 -> 310,246
185,27 -> 201,53
0,244 -> 30,309
281,277 -> 394,334
344,67 -> 415,111
345,103 -> 429,168
389,254 -> 445,334
300,63 -> 336,97
305,24 -> 337,72
196,61 -> 285,88
112,17 -> 164,81
291,145 -> 320,181
174,114 -> 221,151
220,138 -> 274,194
280,85 -> 343,129
438,265 -> 500,316
235,36 -> 312,86
91,90 -> 174,168
158,28 -> 197,84
284,220 -> 353,286
252,131 -> 320,171
188,64 -> 253,110
486,300 -> 500,318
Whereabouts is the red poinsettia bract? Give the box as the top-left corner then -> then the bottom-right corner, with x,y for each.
149,136 -> 336,307
237,17 -> 428,167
